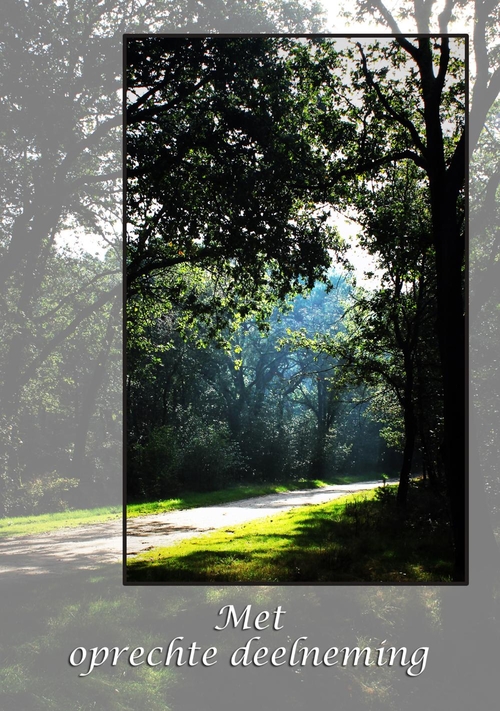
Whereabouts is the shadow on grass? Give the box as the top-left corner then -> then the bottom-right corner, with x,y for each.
129,549 -> 256,582
127,486 -> 454,584
0,562 -> 375,710
1,556 -> 470,711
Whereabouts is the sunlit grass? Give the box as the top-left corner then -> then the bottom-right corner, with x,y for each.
0,506 -> 121,538
0,472 -> 385,538
127,486 -> 454,584
126,476 -> 360,518
127,479 -> 326,518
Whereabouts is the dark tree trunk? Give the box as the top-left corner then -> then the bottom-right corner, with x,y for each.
395,339 -> 417,509
310,376 -> 329,480
432,193 -> 466,580
416,37 -> 466,580
396,405 -> 417,508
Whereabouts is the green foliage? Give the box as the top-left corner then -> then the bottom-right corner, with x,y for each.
1,248 -> 122,515
180,422 -> 245,491
4,472 -> 80,517
129,419 -> 248,500
127,279 -> 393,502
374,480 -> 398,507
129,426 -> 182,499
126,36 -> 343,344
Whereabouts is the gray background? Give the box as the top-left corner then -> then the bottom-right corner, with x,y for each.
1,1 -> 499,709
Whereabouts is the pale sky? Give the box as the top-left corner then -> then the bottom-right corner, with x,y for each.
322,0 -> 472,35
60,3 -> 472,276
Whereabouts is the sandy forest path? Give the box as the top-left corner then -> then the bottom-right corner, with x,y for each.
0,480 -> 389,579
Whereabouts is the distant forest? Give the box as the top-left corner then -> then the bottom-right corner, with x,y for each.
127,279 -> 403,499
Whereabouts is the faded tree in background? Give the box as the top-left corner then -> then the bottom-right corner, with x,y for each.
0,0 -> 325,515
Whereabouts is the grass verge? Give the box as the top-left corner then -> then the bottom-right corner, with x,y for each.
127,485 -> 454,584
0,506 -> 121,538
0,473 -> 385,538
127,472 -> 380,518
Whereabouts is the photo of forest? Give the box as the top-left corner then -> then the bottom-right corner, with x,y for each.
125,35 -> 466,584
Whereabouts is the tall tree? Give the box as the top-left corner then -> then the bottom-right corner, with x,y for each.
291,34 -> 466,576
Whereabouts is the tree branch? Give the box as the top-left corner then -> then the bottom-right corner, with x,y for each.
356,42 -> 428,159
17,285 -> 121,390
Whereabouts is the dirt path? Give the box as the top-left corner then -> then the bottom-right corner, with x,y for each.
0,480 -> 389,579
